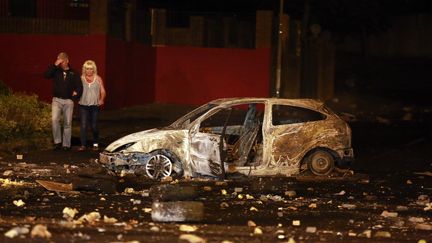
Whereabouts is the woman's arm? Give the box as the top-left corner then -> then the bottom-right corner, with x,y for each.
98,75 -> 106,106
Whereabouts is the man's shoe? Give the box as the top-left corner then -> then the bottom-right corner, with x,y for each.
62,146 -> 71,151
78,146 -> 86,151
53,143 -> 62,151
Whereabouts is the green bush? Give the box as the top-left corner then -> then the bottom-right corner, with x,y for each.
0,83 -> 51,152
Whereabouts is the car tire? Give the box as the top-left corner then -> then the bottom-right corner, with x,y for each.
307,150 -> 335,176
145,150 -> 183,180
151,201 -> 204,222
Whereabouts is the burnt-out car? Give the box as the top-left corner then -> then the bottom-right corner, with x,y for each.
99,98 -> 354,179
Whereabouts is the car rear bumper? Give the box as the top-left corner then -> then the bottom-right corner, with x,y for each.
337,148 -> 354,167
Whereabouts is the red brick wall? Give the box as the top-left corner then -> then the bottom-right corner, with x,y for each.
155,46 -> 271,104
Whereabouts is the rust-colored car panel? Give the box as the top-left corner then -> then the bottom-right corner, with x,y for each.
99,98 -> 354,179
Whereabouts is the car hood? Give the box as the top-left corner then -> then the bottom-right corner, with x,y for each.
104,128 -> 161,152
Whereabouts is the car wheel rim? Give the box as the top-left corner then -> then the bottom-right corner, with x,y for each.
146,154 -> 173,179
310,152 -> 333,175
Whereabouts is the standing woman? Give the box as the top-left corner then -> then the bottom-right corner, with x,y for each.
78,60 -> 106,151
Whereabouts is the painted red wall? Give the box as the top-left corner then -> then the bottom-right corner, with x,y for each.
105,39 -> 155,108
0,34 -> 106,102
155,46 -> 271,105
0,34 -> 270,108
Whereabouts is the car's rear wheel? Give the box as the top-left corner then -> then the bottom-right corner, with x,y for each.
307,150 -> 335,176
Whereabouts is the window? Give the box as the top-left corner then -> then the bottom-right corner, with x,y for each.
10,0 -> 36,17
166,10 -> 190,28
272,105 -> 326,125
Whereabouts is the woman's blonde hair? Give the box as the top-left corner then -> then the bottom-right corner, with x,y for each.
82,60 -> 97,76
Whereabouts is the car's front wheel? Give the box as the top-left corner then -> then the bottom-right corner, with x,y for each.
307,150 -> 335,176
145,150 -> 183,180
146,153 -> 173,179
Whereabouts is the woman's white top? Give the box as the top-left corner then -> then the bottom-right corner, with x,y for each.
79,75 -> 101,106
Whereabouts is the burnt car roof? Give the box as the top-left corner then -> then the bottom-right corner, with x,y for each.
209,97 -> 326,111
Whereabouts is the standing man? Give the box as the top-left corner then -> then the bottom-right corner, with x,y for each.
44,52 -> 83,150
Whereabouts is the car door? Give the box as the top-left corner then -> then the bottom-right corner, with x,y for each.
188,106 -> 227,177
268,103 -> 327,167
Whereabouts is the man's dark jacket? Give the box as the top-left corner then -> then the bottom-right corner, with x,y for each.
44,64 -> 83,100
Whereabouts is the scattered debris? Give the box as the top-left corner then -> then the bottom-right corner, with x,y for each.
4,227 -> 29,238
305,227 -> 317,233
334,190 -> 346,196
76,212 -> 101,225
285,190 -> 297,198
374,231 -> 391,238
3,170 -> 13,176
179,225 -> 198,232
63,207 -> 79,220
415,224 -> 432,231
292,220 -> 301,226
103,215 -> 118,224
31,224 -> 52,239
13,199 -> 25,207
247,220 -> 256,227
380,210 -> 398,218
36,180 -> 73,192
340,204 -> 357,210
253,227 -> 263,235
250,206 -> 258,212
179,234 -> 207,243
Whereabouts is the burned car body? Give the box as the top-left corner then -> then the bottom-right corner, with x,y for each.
99,98 -> 354,179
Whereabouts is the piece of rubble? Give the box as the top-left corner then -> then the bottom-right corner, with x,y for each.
36,180 -> 73,192
292,220 -> 301,226
77,212 -> 101,224
234,187 -> 243,193
374,231 -> 391,238
16,154 -> 23,160
247,220 -> 256,227
63,207 -> 79,220
408,217 -> 425,223
4,227 -> 29,238
424,203 -> 432,211
103,215 -> 118,224
203,186 -> 212,191
253,227 -> 263,235
305,227 -> 317,233
3,170 -> 13,176
340,204 -> 357,210
415,224 -> 432,231
395,205 -> 408,211
179,225 -> 198,232
220,202 -> 229,209
308,203 -> 317,209
179,234 -> 207,243
334,190 -> 346,196
380,210 -> 398,218
358,229 -> 371,238
250,206 -> 258,212
285,190 -> 296,198
13,199 -> 25,207
31,224 -> 51,239
417,195 -> 430,206
150,226 -> 160,232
